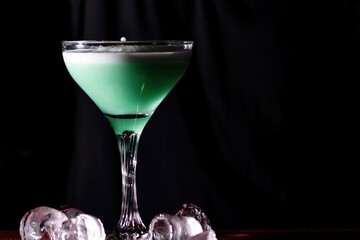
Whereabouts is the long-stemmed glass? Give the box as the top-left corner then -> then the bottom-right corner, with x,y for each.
61,40 -> 193,239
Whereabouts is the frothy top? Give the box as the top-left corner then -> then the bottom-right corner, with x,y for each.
63,50 -> 192,64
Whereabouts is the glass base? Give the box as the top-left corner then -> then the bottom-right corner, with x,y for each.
106,229 -> 149,240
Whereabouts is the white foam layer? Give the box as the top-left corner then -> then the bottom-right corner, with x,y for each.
63,51 -> 191,64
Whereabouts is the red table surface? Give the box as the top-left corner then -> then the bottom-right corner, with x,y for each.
2,228 -> 360,240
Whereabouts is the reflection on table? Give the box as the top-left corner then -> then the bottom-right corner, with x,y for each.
1,228 -> 360,240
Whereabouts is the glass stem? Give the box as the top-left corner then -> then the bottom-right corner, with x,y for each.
115,130 -> 147,239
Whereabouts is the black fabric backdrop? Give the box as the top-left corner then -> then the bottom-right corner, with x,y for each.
1,0 -> 360,232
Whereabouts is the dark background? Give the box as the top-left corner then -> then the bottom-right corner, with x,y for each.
1,0 -> 360,232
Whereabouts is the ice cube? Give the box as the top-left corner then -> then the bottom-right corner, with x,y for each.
57,213 -> 106,240
148,213 -> 202,240
175,203 -> 212,231
19,206 -> 68,240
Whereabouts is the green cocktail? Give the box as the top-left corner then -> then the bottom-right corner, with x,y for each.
63,50 -> 191,134
62,40 -> 193,240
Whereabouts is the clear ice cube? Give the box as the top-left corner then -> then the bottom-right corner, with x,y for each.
57,213 -> 106,240
19,206 -> 68,240
148,213 -> 203,240
175,203 -> 212,231
19,206 -> 105,240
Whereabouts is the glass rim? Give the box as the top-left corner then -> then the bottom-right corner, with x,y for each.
62,40 -> 194,52
61,40 -> 194,45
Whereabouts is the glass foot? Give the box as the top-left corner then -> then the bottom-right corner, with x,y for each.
106,229 -> 149,240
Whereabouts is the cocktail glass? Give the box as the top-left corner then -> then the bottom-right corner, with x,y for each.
61,40 -> 194,239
